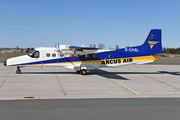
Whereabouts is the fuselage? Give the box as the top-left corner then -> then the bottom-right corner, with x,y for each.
5,47 -> 159,71
3,29 -> 162,75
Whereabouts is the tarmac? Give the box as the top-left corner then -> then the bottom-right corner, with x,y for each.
0,59 -> 180,100
1,98 -> 180,120
1,59 -> 180,120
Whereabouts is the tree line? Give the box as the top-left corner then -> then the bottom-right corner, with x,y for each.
89,44 -> 180,54
162,47 -> 180,54
3,45 -> 179,54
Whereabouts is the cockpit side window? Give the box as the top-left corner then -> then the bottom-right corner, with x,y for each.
34,51 -> 39,58
28,50 -> 40,58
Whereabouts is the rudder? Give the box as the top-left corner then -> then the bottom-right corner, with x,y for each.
141,29 -> 162,55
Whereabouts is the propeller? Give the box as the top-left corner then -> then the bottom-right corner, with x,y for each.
54,36 -> 61,54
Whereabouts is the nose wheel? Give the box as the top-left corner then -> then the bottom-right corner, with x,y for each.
16,66 -> 21,74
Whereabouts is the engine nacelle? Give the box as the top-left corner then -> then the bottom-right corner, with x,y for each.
59,45 -> 74,55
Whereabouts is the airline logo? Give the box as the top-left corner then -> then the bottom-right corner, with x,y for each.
148,34 -> 159,49
101,58 -> 133,65
148,41 -> 159,49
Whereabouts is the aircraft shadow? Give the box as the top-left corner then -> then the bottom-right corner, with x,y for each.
158,71 -> 180,76
21,70 -> 180,81
88,69 -> 129,80
89,70 -> 180,80
22,72 -> 77,75
22,70 -> 129,80
94,70 -> 180,76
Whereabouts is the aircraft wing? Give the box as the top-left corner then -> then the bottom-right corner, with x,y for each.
69,46 -> 99,54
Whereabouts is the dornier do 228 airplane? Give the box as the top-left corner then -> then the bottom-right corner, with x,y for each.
3,29 -> 162,75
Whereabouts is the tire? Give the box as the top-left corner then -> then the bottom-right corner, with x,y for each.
81,69 -> 87,75
16,69 -> 21,74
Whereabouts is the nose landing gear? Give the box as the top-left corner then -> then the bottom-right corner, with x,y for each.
16,66 -> 21,74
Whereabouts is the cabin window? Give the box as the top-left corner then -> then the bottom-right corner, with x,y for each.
86,54 -> 89,58
60,54 -> 63,57
52,53 -> 56,57
93,54 -> 97,58
28,50 -> 39,58
46,53 -> 50,57
109,55 -> 112,58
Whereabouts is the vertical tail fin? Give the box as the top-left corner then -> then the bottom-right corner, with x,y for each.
141,29 -> 162,55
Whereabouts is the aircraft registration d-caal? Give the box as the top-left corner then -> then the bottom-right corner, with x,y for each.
3,29 -> 162,75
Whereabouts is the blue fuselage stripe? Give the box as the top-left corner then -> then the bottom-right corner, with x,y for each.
10,48 -> 154,66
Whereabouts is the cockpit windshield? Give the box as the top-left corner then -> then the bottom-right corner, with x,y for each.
28,50 -> 35,57
28,50 -> 39,58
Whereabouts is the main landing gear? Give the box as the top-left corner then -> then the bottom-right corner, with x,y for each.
76,69 -> 87,75
16,66 -> 21,74
81,69 -> 87,75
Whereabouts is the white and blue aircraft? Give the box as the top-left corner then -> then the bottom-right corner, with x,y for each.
3,29 -> 162,75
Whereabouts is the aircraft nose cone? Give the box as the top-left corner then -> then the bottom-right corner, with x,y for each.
3,60 -> 7,66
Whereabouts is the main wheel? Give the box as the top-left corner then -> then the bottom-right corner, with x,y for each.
16,69 -> 21,74
81,69 -> 87,75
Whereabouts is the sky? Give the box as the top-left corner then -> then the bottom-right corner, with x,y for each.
0,0 -> 180,49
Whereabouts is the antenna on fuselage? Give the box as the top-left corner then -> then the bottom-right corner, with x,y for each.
58,35 -> 59,48
55,37 -> 57,48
